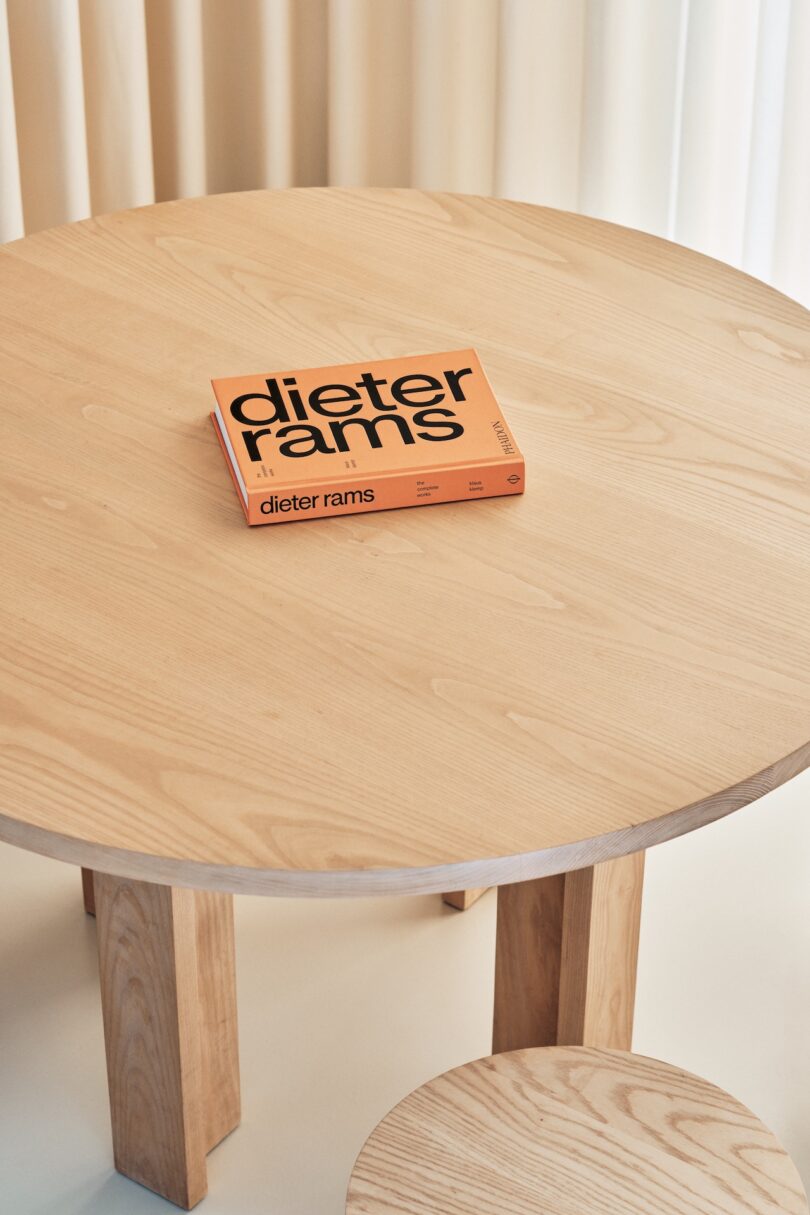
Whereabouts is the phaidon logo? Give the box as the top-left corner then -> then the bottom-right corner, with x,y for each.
493,419 -> 516,456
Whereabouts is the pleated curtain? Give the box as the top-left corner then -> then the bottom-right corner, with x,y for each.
1,0 -> 809,306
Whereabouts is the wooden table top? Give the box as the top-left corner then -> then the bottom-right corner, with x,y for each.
1,189 -> 808,895
347,1047 -> 810,1214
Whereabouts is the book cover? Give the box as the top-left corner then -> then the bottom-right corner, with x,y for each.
210,348 -> 524,525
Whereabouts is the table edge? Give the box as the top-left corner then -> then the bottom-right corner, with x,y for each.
1,740 -> 806,895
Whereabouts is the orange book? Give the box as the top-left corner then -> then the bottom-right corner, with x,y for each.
210,348 -> 524,525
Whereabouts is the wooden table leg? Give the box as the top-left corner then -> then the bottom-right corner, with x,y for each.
493,851 -> 644,1053
81,867 -> 96,916
94,874 -> 240,1209
442,888 -> 488,911
195,890 -> 241,1153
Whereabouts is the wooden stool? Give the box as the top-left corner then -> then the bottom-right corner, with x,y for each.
347,1047 -> 808,1215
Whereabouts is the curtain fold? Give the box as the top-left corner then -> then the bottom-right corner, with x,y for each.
328,0 -> 410,186
0,0 -> 23,242
80,0 -> 155,215
773,0 -> 810,302
579,0 -> 687,237
675,0 -> 761,268
6,0 -> 91,234
145,0 -> 207,201
496,0 -> 586,211
1,0 -> 807,305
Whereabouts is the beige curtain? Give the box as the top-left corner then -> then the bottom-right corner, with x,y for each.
1,0 -> 809,304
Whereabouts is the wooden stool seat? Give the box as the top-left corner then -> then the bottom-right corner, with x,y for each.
347,1047 -> 808,1215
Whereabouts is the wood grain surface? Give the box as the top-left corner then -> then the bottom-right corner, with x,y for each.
442,888 -> 488,911
94,875 -> 239,1208
493,852 -> 644,1053
556,851 -> 644,1047
195,889 -> 240,1153
95,874 -> 208,1207
81,866 -> 96,915
1,189 -> 809,895
346,1046 -> 809,1215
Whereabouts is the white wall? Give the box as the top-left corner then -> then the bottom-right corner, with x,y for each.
634,769 -> 810,1183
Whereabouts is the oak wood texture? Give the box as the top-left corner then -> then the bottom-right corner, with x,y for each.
346,1046 -> 809,1215
195,889 -> 241,1152
494,853 -> 644,1052
81,866 -> 96,916
2,189 -> 810,895
493,872 -> 566,1051
442,888 -> 488,910
94,874 -> 239,1208
557,850 -> 644,1047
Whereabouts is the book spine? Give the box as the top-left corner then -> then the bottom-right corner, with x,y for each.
245,460 -> 525,525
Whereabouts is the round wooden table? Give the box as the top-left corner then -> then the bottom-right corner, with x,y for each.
1,189 -> 809,1208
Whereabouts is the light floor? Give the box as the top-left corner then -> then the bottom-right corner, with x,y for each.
1,773 -> 809,1214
